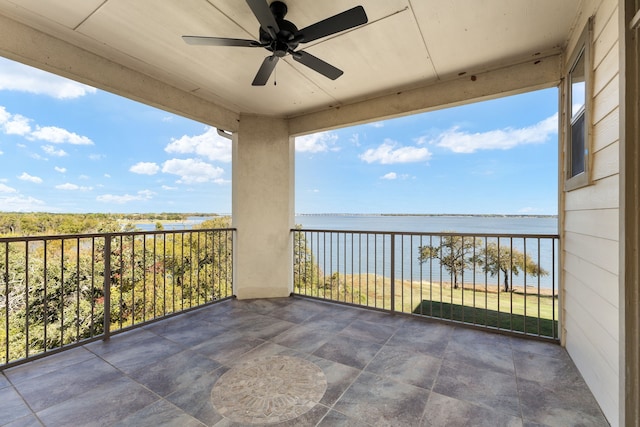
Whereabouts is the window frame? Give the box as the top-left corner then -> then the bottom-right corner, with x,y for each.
564,18 -> 593,191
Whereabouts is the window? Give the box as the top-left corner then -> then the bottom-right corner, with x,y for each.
564,18 -> 592,191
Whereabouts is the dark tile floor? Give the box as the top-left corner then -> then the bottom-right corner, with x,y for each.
0,297 -> 609,427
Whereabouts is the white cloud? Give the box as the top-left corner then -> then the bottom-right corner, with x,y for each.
0,150 -> 3,155
54,166 -> 67,173
434,114 -> 558,153
165,127 -> 231,162
0,107 -> 31,136
104,174 -> 111,178
414,135 -> 429,145
162,158 -> 225,184
0,183 -> 17,193
369,121 -> 385,128
295,132 -> 339,153
1,106 -> 93,146
96,190 -> 154,204
381,172 -> 411,180
42,145 -> 68,157
360,139 -> 432,164
137,189 -> 156,199
89,154 -> 104,161
0,58 -> 96,99
0,195 -> 46,211
30,126 -> 93,145
3,114 -> 31,136
571,83 -> 585,116
18,172 -> 43,184
162,185 -> 178,190
55,183 -> 92,191
130,161 -> 160,175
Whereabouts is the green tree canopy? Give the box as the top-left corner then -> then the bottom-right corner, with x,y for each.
418,234 -> 482,289
477,242 -> 548,292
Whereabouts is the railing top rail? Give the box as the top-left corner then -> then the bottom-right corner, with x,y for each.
292,228 -> 559,239
0,227 -> 237,243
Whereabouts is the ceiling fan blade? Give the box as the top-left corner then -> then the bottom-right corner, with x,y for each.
292,51 -> 343,80
246,0 -> 280,38
252,56 -> 279,86
296,6 -> 368,44
182,36 -> 261,47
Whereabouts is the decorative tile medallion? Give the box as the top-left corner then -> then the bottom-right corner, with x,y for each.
211,355 -> 327,424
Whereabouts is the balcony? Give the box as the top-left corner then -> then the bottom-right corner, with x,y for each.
0,229 -> 607,426
294,228 -> 559,340
0,296 -> 607,426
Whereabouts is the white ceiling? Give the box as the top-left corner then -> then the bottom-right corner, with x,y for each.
0,0 -> 581,118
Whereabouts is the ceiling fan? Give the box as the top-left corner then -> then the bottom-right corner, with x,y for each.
182,0 -> 368,86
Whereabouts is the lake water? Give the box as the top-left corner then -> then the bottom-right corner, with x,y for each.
139,214 -> 557,235
138,214 -> 558,289
294,215 -> 558,290
135,216 -> 216,231
295,214 -> 558,235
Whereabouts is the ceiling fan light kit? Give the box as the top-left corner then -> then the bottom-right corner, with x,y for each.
183,0 -> 368,86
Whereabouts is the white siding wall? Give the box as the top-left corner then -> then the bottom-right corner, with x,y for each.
562,0 -> 621,425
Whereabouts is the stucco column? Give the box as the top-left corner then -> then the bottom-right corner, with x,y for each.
232,114 -> 294,299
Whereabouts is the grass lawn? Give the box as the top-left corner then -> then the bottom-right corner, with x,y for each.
296,273 -> 558,338
412,299 -> 558,337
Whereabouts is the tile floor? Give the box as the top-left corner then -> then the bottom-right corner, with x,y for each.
0,297 -> 609,426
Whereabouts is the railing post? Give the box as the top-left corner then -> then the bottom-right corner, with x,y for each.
4,242 -> 10,362
390,233 -> 395,313
103,234 -> 111,341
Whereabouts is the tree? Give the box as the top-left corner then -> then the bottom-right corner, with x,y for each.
293,228 -> 320,292
1,216 -> 236,364
0,238 -> 103,362
418,234 -> 482,289
478,242 -> 548,292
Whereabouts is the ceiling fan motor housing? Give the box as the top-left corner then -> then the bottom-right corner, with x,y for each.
258,1 -> 299,56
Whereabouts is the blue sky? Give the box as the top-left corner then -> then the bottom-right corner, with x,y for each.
0,57 -> 558,215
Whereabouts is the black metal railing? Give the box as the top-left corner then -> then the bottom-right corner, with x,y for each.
0,228 -> 234,368
293,228 -> 559,340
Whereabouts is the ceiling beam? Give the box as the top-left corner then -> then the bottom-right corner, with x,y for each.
0,13 -> 240,132
288,53 -> 562,136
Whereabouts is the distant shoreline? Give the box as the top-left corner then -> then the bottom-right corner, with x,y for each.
296,213 -> 558,218
0,212 -> 557,219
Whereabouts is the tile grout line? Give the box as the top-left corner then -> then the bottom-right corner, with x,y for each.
511,339 -> 527,424
3,374 -> 45,426
314,315 -> 427,426
416,324 -> 455,424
